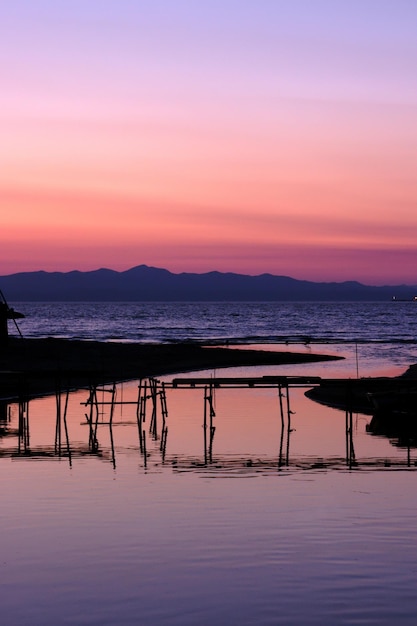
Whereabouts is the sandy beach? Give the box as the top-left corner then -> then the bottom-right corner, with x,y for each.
0,337 -> 342,401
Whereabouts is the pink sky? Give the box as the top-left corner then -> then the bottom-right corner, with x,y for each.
1,1 -> 417,285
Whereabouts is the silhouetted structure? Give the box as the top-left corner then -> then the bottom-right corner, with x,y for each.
0,289 -> 24,346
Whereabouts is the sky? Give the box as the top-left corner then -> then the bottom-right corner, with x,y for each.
1,0 -> 416,285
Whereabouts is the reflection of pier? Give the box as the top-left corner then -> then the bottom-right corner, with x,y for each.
0,388 -> 109,465
82,379 -> 169,469
80,376 -> 320,469
79,375 -> 416,470
1,374 -> 417,470
170,376 -> 321,468
168,376 -> 363,469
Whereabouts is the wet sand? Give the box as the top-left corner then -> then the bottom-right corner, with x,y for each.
0,337 -> 342,400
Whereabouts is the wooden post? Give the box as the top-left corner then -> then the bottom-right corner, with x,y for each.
208,384 -> 215,462
345,381 -> 356,468
159,383 -> 168,457
18,399 -> 29,453
137,379 -> 147,453
285,384 -> 291,466
109,424 -> 116,469
62,389 -> 71,465
85,386 -> 99,451
203,386 -> 208,465
149,378 -> 158,439
278,385 -> 285,467
109,383 -> 116,426
55,389 -> 62,454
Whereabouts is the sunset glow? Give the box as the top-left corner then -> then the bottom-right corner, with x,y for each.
1,1 -> 416,284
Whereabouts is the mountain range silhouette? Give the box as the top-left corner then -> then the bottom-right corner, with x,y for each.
1,265 -> 416,301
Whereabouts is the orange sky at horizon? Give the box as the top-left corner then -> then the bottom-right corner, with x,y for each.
1,1 -> 417,285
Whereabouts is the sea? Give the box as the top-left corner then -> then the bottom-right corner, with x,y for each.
2,301 -> 417,625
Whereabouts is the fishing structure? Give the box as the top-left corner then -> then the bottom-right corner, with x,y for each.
0,376 -> 404,471
0,289 -> 24,345
1,374 -> 417,469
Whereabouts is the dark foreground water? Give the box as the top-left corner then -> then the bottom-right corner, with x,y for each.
2,302 -> 417,624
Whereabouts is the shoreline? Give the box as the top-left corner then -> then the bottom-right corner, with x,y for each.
0,337 -> 342,401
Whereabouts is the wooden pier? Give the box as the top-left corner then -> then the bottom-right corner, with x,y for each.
1,374 -> 417,470
80,374 -> 417,470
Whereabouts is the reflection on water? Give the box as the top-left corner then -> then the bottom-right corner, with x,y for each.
2,376 -> 416,472
2,373 -> 417,625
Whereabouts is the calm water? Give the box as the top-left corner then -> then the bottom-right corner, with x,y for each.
2,302 -> 417,624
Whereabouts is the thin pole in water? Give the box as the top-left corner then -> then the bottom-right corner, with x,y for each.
355,343 -> 359,379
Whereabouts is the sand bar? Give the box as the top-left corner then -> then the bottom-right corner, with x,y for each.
0,337 -> 342,401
